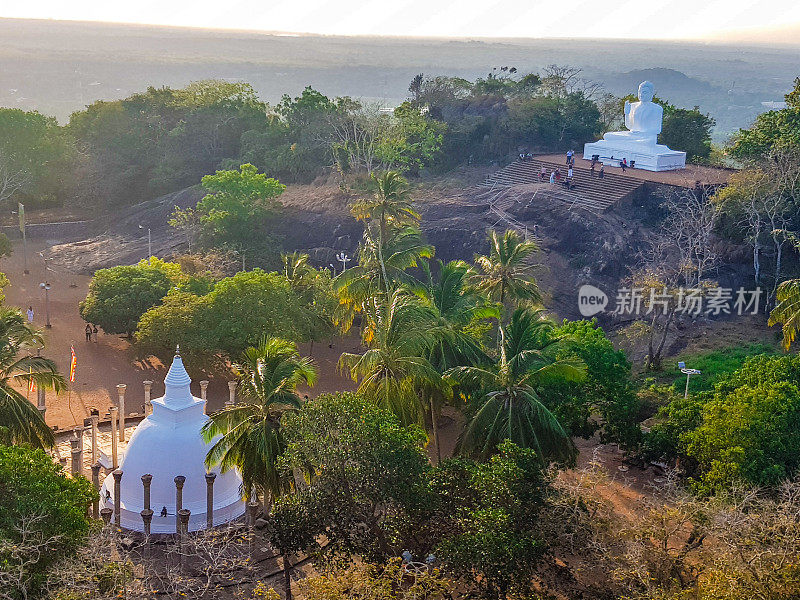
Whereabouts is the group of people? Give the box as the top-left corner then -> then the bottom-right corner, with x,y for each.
84,323 -> 99,342
539,165 -> 577,189
589,157 -> 605,178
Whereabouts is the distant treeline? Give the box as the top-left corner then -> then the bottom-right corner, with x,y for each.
0,68 -> 715,210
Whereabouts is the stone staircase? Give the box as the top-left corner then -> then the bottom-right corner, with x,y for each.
480,159 -> 646,212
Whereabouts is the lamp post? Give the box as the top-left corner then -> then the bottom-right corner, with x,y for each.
678,362 -> 701,399
336,252 -> 351,273
39,282 -> 51,328
139,225 -> 152,261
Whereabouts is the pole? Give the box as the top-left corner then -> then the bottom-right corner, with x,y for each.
44,285 -> 51,328
148,228 -> 152,261
116,384 -> 127,442
91,463 -> 101,518
684,372 -> 691,399
205,472 -> 216,529
143,380 -> 153,416
112,470 -> 123,528
110,406 -> 119,469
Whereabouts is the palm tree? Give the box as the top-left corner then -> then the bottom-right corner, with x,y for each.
472,229 -> 542,315
418,260 -> 497,462
0,308 -> 65,448
769,278 -> 800,349
202,338 -> 316,501
281,251 -> 312,285
335,226 -> 434,334
349,171 -> 421,297
446,308 -> 585,464
339,290 -> 444,427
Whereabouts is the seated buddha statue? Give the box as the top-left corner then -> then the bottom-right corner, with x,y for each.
602,81 -> 663,146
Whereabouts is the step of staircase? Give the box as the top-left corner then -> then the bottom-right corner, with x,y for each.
480,159 -> 646,211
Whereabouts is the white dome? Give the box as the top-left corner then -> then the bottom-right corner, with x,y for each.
101,352 -> 245,532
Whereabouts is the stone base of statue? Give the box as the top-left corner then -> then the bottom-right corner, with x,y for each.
583,138 -> 686,172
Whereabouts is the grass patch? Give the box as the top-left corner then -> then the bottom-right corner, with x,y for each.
670,343 -> 778,394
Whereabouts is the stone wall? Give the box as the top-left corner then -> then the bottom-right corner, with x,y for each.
1,221 -> 96,242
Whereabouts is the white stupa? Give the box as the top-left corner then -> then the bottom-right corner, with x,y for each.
100,350 -> 245,532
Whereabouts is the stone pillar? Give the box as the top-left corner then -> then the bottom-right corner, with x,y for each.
178,508 -> 191,572
36,386 -> 46,419
200,380 -> 209,413
70,438 -> 82,477
247,501 -> 260,528
174,475 -> 186,534
91,463 -> 101,518
141,509 -> 154,536
227,381 -> 237,407
205,472 -> 216,529
100,507 -> 113,527
141,473 -> 153,511
110,406 -> 119,469
90,413 -> 99,465
112,470 -> 123,528
143,380 -> 153,416
116,384 -> 127,442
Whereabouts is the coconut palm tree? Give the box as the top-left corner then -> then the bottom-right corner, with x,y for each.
202,337 -> 316,501
0,308 -> 65,449
769,278 -> 800,350
472,229 -> 542,315
339,290 -> 444,427
417,259 -> 497,461
335,226 -> 434,334
446,308 -> 585,464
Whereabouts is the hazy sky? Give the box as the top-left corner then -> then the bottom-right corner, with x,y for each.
3,0 -> 800,40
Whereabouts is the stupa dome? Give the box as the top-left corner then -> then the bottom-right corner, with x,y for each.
101,351 -> 245,532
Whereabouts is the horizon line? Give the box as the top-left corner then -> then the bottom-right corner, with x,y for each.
3,15 -> 800,49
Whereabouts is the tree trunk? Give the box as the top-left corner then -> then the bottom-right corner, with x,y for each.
282,551 -> 293,600
430,395 -> 441,464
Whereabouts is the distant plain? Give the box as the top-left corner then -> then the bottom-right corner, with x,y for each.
1,18 -> 799,142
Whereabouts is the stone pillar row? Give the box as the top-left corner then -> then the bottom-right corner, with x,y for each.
96,470 -> 216,537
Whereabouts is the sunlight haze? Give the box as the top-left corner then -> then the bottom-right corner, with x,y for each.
4,0 -> 800,41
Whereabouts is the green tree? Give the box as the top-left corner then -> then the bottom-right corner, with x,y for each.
446,308 -> 584,464
660,106 -> 715,162
0,108 -> 72,207
0,445 -> 95,599
80,262 -> 174,336
195,163 -> 285,256
136,269 -> 324,373
203,338 -> 315,501
471,229 -> 541,317
0,308 -> 66,448
769,277 -> 800,350
731,77 -> 800,159
539,319 -> 641,449
274,392 -> 431,561
380,102 -> 445,174
432,442 -> 548,600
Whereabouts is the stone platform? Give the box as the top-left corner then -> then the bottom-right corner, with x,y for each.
583,141 -> 686,172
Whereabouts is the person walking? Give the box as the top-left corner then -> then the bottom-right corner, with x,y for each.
566,149 -> 574,165
621,158 -> 628,172
92,325 -> 99,343
599,164 -> 605,179
26,306 -> 34,324
590,161 -> 596,176
549,171 -> 556,184
555,168 -> 561,182
539,166 -> 547,182
85,323 -> 92,342
568,166 -> 574,179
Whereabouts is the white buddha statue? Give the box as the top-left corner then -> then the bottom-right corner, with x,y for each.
582,80 -> 685,171
603,81 -> 662,146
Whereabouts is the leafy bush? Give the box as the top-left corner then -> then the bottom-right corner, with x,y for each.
0,445 -> 96,599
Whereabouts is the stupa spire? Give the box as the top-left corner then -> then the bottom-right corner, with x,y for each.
162,346 -> 192,406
